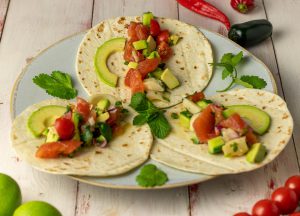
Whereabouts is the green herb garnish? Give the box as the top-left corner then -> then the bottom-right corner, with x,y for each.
115,101 -> 122,107
231,143 -> 238,152
210,51 -> 267,92
80,125 -> 93,146
33,71 -> 78,99
136,164 -> 168,187
171,112 -> 179,119
130,93 -> 171,139
98,123 -> 112,142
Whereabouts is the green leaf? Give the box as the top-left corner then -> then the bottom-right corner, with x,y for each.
129,93 -> 149,111
32,71 -> 77,99
148,113 -> 171,139
222,68 -> 232,80
234,78 -> 253,88
221,53 -> 233,64
231,51 -> 243,66
98,123 -> 113,142
133,114 -> 149,125
240,75 -> 267,89
136,164 -> 168,187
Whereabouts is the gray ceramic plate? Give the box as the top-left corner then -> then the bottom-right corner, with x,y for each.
10,29 -> 277,189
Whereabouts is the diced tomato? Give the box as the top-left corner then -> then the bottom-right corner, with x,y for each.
135,23 -> 149,40
150,19 -> 161,37
245,127 -> 258,145
210,104 -> 225,125
157,41 -> 173,62
76,97 -> 91,122
157,30 -> 170,44
125,69 -> 144,93
193,105 -> 216,143
55,117 -> 75,140
219,113 -> 247,135
189,92 -> 205,102
128,22 -> 139,42
36,140 -> 82,158
107,108 -> 121,126
137,58 -> 160,78
124,41 -> 134,62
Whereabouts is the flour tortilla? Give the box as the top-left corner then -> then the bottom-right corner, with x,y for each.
151,89 -> 293,175
76,16 -> 213,107
11,96 -> 153,176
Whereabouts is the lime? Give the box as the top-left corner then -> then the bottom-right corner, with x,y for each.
13,201 -> 62,216
0,173 -> 22,216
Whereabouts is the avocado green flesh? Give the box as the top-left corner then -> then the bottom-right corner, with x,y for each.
179,114 -> 190,129
208,136 -> 225,154
246,143 -> 267,163
223,105 -> 271,135
27,106 -> 66,137
94,37 -> 126,87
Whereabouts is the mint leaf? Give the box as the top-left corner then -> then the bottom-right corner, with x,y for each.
33,71 -> 77,99
240,75 -> 267,89
222,68 -> 232,80
148,113 -> 171,139
234,78 -> 253,88
231,51 -> 243,66
136,164 -> 168,187
221,53 -> 233,64
133,114 -> 149,125
129,92 -> 149,111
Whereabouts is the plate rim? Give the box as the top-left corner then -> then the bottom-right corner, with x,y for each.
9,27 -> 278,189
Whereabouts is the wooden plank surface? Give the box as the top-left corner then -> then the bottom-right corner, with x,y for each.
0,0 -> 93,215
75,1 -> 190,216
178,0 -> 300,215
0,0 -> 9,39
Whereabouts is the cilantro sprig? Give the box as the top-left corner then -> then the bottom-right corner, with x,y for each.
130,93 -> 171,139
136,164 -> 168,187
210,51 -> 267,92
33,71 -> 78,99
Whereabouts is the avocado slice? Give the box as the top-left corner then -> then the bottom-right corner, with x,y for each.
97,112 -> 110,122
72,112 -> 82,141
208,136 -> 225,154
161,68 -> 180,89
94,37 -> 126,87
27,105 -> 66,137
128,62 -> 138,69
223,105 -> 271,135
169,34 -> 181,45
45,126 -> 60,142
196,99 -> 212,110
179,110 -> 192,129
246,143 -> 267,163
148,68 -> 163,79
147,51 -> 160,59
133,40 -> 148,50
96,99 -> 110,111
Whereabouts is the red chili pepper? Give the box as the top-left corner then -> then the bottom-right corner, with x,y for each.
230,0 -> 255,14
177,0 -> 231,30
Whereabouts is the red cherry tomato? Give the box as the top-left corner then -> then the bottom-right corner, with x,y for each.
125,69 -> 144,93
285,175 -> 300,199
290,213 -> 300,216
157,41 -> 173,62
157,30 -> 170,44
36,140 -> 82,158
234,213 -> 251,216
54,117 -> 75,140
271,187 -> 298,214
150,19 -> 161,37
252,199 -> 280,216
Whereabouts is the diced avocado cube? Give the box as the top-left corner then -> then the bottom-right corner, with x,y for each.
196,99 -> 213,110
191,136 -> 200,144
208,136 -> 225,154
133,40 -> 148,50
97,112 -> 110,122
142,49 -> 150,57
161,68 -> 180,89
45,127 -> 60,142
169,34 -> 181,45
183,98 -> 201,114
246,143 -> 267,163
97,135 -> 106,142
222,137 -> 249,157
142,12 -> 154,26
147,51 -> 160,59
179,111 -> 192,129
149,68 -> 163,79
128,62 -> 138,69
97,99 -> 110,111
146,35 -> 156,52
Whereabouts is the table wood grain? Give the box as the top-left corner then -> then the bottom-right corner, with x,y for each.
0,0 -> 299,215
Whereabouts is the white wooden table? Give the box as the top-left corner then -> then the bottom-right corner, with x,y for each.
1,0 -> 299,215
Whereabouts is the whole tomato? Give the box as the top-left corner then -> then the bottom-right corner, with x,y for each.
234,212 -> 251,216
252,199 -> 280,216
271,187 -> 298,214
290,213 -> 300,216
285,175 -> 300,198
